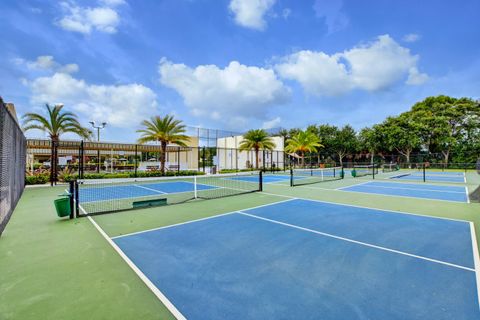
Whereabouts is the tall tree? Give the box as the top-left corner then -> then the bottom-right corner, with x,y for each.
381,112 -> 422,164
285,130 -> 323,167
22,104 -> 91,185
411,95 -> 480,164
330,125 -> 358,166
239,129 -> 276,169
358,125 -> 384,164
137,115 -> 190,174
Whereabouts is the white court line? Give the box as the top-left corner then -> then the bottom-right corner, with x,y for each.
238,211 -> 475,272
135,184 -> 167,194
470,222 -> 480,310
111,198 -> 298,239
84,209 -> 186,320
258,190 -> 470,223
289,183 -> 467,204
341,182 -> 466,194
466,186 -> 471,204
336,181 -> 373,190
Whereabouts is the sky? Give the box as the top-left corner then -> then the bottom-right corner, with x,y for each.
1,0 -> 479,142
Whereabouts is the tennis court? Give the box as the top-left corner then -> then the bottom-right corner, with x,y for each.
76,172 -> 263,215
340,181 -> 469,203
79,181 -> 217,202
390,170 -> 466,183
227,174 -> 290,184
111,198 -> 480,320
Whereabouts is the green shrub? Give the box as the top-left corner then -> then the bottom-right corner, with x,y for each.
219,169 -> 258,174
59,170 -> 205,181
25,174 -> 49,185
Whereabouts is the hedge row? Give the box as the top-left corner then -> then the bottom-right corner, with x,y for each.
25,170 -> 205,185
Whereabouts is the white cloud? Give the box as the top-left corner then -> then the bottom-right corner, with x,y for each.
56,1 -> 122,34
28,72 -> 157,127
16,55 -> 79,74
275,35 -> 428,96
403,33 -> 421,43
262,117 -> 281,129
313,0 -> 348,33
406,67 -> 429,85
30,56 -> 56,70
158,58 -> 290,127
229,0 -> 276,30
100,0 -> 125,6
282,8 -> 291,19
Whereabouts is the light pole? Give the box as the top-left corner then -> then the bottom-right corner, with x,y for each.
89,121 -> 107,173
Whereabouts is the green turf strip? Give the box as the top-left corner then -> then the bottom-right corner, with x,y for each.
0,186 -> 175,320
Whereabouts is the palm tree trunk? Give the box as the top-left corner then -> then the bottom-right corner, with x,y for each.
160,140 -> 167,174
255,148 -> 259,169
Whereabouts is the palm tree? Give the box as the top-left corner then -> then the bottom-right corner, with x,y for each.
137,115 -> 190,174
22,104 -> 92,185
285,130 -> 323,167
239,129 -> 276,169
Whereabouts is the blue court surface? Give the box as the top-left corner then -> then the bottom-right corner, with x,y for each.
340,181 -> 469,202
79,181 -> 216,202
113,199 -> 480,319
227,174 -> 290,184
390,171 -> 466,183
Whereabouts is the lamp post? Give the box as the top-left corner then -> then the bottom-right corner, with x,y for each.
89,121 -> 107,173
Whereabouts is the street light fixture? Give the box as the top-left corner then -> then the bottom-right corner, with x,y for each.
89,121 -> 107,173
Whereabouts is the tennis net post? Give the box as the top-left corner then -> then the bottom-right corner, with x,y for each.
68,180 -> 75,219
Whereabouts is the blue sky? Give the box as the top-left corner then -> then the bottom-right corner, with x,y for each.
1,0 -> 479,142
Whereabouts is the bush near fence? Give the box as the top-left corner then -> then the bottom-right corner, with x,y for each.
25,170 -> 206,185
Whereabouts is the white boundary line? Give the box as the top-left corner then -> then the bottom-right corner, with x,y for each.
469,222 -> 480,309
336,187 -> 467,204
342,182 -> 466,194
135,184 -> 167,194
112,198 -> 298,239
238,211 -> 475,272
258,190 -> 470,223
356,178 -> 468,188
279,183 -> 467,204
336,181 -> 372,190
466,186 -> 471,204
82,206 -> 187,320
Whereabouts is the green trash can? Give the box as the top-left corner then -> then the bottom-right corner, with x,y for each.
351,169 -> 357,177
54,193 -> 71,218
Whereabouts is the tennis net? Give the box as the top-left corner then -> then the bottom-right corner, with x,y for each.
382,163 -> 399,173
75,171 -> 262,215
353,164 -> 378,177
290,167 -> 343,186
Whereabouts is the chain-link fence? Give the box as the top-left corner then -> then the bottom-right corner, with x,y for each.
0,98 -> 26,236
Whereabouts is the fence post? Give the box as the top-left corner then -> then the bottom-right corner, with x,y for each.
177,147 -> 180,174
69,180 -> 75,219
423,162 -> 426,182
134,144 -> 138,178
290,168 -> 294,187
259,171 -> 263,191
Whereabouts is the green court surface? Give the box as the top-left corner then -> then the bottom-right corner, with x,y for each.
0,171 -> 479,319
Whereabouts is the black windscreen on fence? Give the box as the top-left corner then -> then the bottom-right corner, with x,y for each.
0,98 -> 26,236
